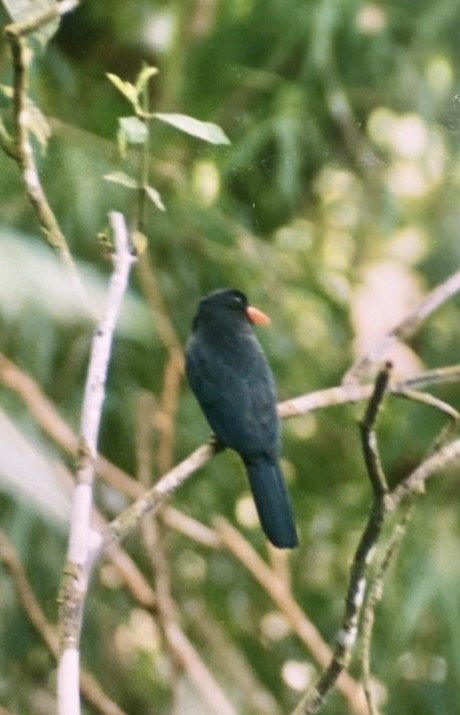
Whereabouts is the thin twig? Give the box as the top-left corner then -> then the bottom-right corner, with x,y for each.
4,31 -> 89,309
388,438 -> 460,510
5,0 -> 81,38
100,440 -> 222,553
343,269 -> 460,384
361,504 -> 413,715
293,366 -> 391,714
359,363 -> 391,496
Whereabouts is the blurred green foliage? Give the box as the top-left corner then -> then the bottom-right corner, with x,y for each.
1,0 -> 460,713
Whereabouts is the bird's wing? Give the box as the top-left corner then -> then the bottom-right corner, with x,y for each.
187,338 -> 279,457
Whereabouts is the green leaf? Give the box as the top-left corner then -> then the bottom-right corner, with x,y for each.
107,73 -> 138,107
103,171 -> 138,189
145,185 -> 166,212
136,66 -> 159,94
154,113 -> 231,145
119,115 -> 148,145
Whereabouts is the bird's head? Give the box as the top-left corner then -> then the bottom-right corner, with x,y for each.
195,288 -> 271,328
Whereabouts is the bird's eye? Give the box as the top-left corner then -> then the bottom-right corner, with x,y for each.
231,293 -> 245,308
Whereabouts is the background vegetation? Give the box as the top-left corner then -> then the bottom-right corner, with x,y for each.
1,0 -> 460,713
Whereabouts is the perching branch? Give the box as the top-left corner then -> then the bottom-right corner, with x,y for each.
57,212 -> 136,715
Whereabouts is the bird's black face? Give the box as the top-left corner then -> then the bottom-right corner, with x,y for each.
198,288 -> 249,321
201,288 -> 248,311
193,288 -> 271,330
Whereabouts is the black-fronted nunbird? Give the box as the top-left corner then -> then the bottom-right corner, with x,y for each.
185,288 -> 298,549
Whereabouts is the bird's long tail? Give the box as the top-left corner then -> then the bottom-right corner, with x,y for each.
244,457 -> 298,549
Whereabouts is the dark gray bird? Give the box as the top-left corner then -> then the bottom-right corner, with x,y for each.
185,288 -> 298,549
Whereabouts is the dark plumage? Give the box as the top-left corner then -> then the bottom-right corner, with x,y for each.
185,288 -> 298,549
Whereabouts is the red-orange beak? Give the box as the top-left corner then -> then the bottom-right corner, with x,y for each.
246,305 -> 271,326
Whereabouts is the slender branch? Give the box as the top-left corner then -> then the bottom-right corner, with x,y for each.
100,440 -> 222,552
4,30 -> 89,309
388,438 -> 460,509
361,505 -> 413,715
5,0 -> 82,38
343,269 -> 460,384
57,212 -> 135,715
279,364 -> 460,420
359,363 -> 391,496
293,366 -> 391,714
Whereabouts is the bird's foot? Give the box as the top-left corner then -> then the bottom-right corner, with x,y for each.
208,433 -> 225,453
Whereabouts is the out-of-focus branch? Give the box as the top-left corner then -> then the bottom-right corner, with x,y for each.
0,528 -> 58,655
344,269 -> 460,384
0,528 -> 129,715
323,74 -> 379,180
57,213 -> 135,715
191,603 -> 282,715
0,351 -> 223,546
388,438 -> 460,509
215,518 -> 368,715
5,0 -> 81,38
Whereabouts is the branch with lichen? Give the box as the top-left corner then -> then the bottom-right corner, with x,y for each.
292,364 -> 392,715
292,351 -> 460,714
57,212 -> 135,715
